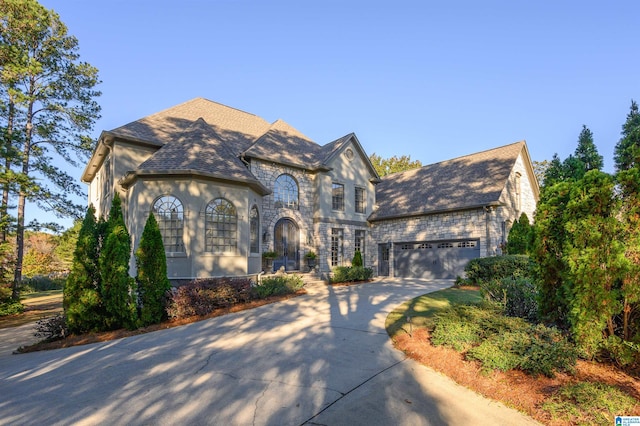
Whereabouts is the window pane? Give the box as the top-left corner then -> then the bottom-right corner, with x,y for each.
249,206 -> 259,253
274,174 -> 299,210
331,228 -> 343,266
332,183 -> 344,211
355,187 -> 365,213
205,198 -> 237,253
152,195 -> 185,253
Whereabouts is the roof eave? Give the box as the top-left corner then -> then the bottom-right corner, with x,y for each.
119,169 -> 271,195
367,202 -> 502,222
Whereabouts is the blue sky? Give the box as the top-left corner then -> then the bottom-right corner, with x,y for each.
33,0 -> 640,230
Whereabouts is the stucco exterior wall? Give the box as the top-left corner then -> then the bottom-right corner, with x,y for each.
126,177 -> 255,279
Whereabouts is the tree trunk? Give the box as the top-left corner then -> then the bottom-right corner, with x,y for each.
1,100 -> 15,244
12,104 -> 33,301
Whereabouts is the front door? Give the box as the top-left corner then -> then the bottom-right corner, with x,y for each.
378,243 -> 390,276
274,218 -> 299,272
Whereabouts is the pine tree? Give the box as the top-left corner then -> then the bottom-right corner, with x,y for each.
136,213 -> 170,326
100,194 -> 137,330
563,170 -> 625,356
532,181 -> 573,325
614,99 -> 640,342
63,205 -> 103,333
574,125 -> 603,172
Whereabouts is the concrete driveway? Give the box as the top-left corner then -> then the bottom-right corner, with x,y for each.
0,279 -> 539,425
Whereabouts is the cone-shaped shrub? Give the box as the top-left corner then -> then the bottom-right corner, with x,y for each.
64,205 -> 104,333
100,194 -> 138,330
136,213 -> 171,326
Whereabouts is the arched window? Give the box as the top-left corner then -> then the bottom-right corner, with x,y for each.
152,195 -> 185,253
274,174 -> 299,210
249,205 -> 259,254
205,198 -> 237,253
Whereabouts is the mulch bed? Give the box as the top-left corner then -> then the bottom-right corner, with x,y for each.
16,290 -> 306,354
393,327 -> 640,425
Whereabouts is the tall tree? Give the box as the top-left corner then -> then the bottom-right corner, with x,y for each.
135,213 -> 170,326
574,125 -> 603,172
100,194 -> 137,330
614,100 -> 640,171
614,100 -> 640,342
0,0 -> 101,299
369,153 -> 422,177
563,170 -> 625,357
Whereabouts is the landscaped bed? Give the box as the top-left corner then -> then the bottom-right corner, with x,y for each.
386,286 -> 640,426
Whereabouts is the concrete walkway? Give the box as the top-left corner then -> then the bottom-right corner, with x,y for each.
0,279 -> 539,425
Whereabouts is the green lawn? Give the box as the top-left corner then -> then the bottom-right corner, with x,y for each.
385,286 -> 482,337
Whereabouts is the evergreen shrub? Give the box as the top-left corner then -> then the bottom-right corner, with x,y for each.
253,274 -> 304,298
331,266 -> 373,283
464,255 -> 535,284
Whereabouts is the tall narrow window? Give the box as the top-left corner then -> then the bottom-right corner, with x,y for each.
354,230 -> 365,265
355,187 -> 365,213
332,183 -> 344,211
515,173 -> 521,212
274,174 -> 299,210
152,195 -> 185,253
331,228 -> 343,266
205,198 -> 237,253
249,205 -> 259,254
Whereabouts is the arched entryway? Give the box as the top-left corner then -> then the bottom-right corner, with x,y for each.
273,218 -> 299,271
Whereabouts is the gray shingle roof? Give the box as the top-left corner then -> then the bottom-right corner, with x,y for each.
242,120 -> 324,169
129,118 -> 268,193
109,98 -> 271,152
368,141 -> 526,221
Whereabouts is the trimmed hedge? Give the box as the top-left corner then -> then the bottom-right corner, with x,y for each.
464,255 -> 535,284
253,274 -> 304,298
331,266 -> 373,283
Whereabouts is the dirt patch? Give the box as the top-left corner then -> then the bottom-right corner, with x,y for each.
15,290 -> 306,353
393,327 -> 640,425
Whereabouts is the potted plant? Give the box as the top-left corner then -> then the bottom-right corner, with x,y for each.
304,250 -> 317,271
262,251 -> 278,272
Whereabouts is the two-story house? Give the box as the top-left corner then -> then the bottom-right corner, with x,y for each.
81,98 -> 538,281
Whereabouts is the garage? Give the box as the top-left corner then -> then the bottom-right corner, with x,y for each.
393,239 -> 480,279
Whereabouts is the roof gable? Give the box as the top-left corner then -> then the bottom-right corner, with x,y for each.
369,141 -> 527,221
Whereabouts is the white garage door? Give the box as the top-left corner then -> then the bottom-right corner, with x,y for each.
394,240 -> 480,279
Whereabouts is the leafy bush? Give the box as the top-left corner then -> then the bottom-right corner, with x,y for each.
0,286 -> 23,316
0,300 -> 24,316
479,277 -> 539,322
431,304 -> 577,377
34,314 -> 68,341
253,274 -> 304,298
166,277 -> 253,319
331,266 -> 373,283
464,255 -> 535,284
599,335 -> 640,368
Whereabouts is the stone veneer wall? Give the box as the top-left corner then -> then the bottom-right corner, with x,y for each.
370,208 -> 500,277
250,160 -> 315,260
313,221 -> 372,274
